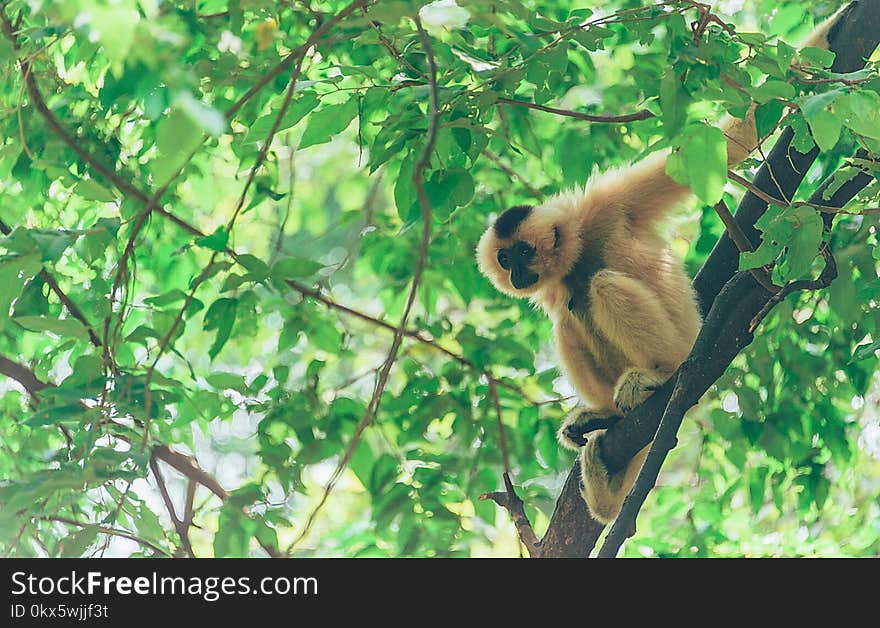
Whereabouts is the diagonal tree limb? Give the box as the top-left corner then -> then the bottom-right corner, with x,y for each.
534,0 -> 880,558
0,218 -> 102,348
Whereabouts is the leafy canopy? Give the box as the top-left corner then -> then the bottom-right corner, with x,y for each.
1,0 -> 879,557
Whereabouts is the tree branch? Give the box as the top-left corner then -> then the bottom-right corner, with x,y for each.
0,354 -> 286,556
0,218 -> 102,348
479,472 -> 540,557
537,0 -> 880,557
287,15 -> 439,552
497,97 -> 655,124
41,516 -> 171,557
285,279 -> 542,405
0,354 -> 48,397
149,455 -> 196,557
712,199 -> 780,293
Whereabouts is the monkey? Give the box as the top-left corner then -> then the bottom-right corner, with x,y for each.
475,9 -> 844,524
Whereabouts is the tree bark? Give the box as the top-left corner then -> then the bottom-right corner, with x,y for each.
536,0 -> 880,558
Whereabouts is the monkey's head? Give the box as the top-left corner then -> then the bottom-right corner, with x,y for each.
476,202 -> 581,298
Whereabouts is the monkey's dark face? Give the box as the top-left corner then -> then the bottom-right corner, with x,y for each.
476,203 -> 572,298
496,240 -> 539,289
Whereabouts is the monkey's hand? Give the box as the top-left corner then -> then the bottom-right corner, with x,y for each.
557,408 -> 622,450
613,367 -> 667,413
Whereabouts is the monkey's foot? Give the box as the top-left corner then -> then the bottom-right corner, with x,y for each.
613,368 -> 666,413
557,409 -> 622,450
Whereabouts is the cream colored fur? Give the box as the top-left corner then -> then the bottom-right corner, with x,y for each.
475,13 -> 838,525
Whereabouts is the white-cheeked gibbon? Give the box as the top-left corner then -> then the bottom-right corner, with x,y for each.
476,13 -> 841,524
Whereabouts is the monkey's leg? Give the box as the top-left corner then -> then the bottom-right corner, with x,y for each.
557,408 -> 622,450
579,438 -> 651,524
613,367 -> 669,413
589,270 -> 688,412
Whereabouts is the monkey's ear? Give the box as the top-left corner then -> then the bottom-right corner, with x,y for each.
553,225 -> 561,249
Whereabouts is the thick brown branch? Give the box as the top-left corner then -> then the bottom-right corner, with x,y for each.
150,445 -> 228,501
0,354 -> 48,397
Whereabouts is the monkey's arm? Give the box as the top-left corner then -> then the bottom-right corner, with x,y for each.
587,3 -> 846,232
587,108 -> 758,232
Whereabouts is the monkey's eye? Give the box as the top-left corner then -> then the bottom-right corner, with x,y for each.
497,249 -> 511,269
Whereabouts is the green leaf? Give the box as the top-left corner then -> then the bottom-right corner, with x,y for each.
740,205 -> 822,280
214,506 -> 257,557
801,89 -> 843,151
206,372 -> 247,391
681,124 -> 727,205
777,207 -> 823,281
244,93 -> 319,144
272,256 -> 324,280
14,315 -> 89,342
755,100 -> 783,138
804,108 -> 841,152
799,46 -> 835,69
23,402 -> 85,427
74,179 -> 117,202
659,70 -> 687,138
751,80 -> 795,104
839,91 -> 880,139
394,152 -> 418,221
299,97 -> 359,149
59,525 -> 98,557
195,226 -> 229,252
154,109 -> 203,185
90,4 -> 139,77
175,91 -> 227,137
203,298 -> 238,360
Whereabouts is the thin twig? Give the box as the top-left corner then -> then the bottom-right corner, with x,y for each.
481,149 -> 545,201
487,378 -> 526,557
749,244 -> 838,331
287,16 -> 439,552
479,473 -> 540,556
712,200 -> 780,293
285,279 -> 540,404
41,516 -> 170,556
727,170 -> 880,215
497,97 -> 655,123
149,455 -> 195,557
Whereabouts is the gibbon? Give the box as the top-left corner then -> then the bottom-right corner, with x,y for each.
476,11 -> 842,524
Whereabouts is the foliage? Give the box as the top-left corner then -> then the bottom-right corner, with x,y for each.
0,0 -> 879,558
